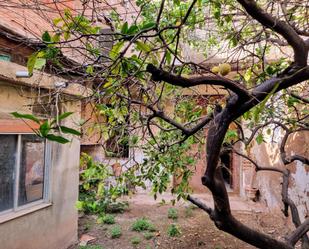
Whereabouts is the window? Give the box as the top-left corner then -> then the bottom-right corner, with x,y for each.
0,134 -> 50,214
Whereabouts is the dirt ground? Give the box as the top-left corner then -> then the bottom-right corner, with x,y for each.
70,192 -> 295,249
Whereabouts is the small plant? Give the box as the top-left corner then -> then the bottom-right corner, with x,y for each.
97,214 -> 115,224
78,246 -> 104,249
167,224 -> 181,237
132,218 -> 156,232
106,201 -> 129,213
184,206 -> 194,218
167,208 -> 178,220
83,221 -> 93,231
143,232 -> 154,240
110,225 -> 122,238
145,246 -> 152,249
131,236 -> 141,246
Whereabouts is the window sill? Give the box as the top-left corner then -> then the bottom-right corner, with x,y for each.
0,202 -> 52,224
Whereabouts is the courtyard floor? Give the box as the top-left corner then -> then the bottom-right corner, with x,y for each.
70,191 -> 295,249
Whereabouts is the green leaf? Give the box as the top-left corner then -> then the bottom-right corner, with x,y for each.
165,51 -> 172,65
37,50 -> 46,58
64,8 -> 72,19
127,25 -> 139,35
52,34 -> 61,43
50,112 -> 73,125
27,52 -> 38,75
86,65 -> 94,75
135,41 -> 151,52
256,133 -> 264,145
34,58 -> 46,70
75,201 -> 84,210
258,82 -> 279,110
11,112 -> 40,124
287,96 -> 300,107
42,31 -> 51,42
64,31 -> 70,41
57,112 -> 74,121
46,134 -> 70,144
121,22 -> 128,34
39,121 -> 50,137
110,41 -> 125,60
53,17 -> 63,26
59,126 -> 81,136
244,68 -> 252,82
141,22 -> 156,30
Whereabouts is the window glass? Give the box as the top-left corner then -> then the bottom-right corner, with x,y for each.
0,135 -> 17,212
18,135 -> 45,206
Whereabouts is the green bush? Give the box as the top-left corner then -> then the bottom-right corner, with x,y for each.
110,225 -> 122,238
143,231 -> 154,240
78,153 -> 129,214
167,224 -> 181,237
97,214 -> 115,224
167,208 -> 178,220
78,246 -> 104,249
131,236 -> 141,246
132,218 -> 156,232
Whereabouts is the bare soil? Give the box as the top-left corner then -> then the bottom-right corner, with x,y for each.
70,192 -> 294,249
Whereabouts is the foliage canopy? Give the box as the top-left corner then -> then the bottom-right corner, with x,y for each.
6,0 -> 309,248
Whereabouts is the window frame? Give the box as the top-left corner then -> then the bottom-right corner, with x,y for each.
0,132 -> 52,217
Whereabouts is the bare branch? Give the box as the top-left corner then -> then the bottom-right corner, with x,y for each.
187,195 -> 212,215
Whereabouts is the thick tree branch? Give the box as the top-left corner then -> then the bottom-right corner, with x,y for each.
235,66 -> 309,119
287,219 -> 309,247
237,0 -> 308,66
187,195 -> 212,215
117,93 -> 212,137
146,64 -> 251,98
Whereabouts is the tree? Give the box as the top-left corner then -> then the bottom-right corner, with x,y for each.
4,0 -> 309,248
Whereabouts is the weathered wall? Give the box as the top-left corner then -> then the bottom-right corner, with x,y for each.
0,82 -> 81,249
246,128 -> 309,221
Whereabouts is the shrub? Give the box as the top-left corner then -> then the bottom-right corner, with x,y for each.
167,208 -> 178,220
78,153 -> 129,214
132,218 -> 156,232
105,201 -> 129,213
131,236 -> 141,246
184,206 -> 194,218
143,232 -> 154,240
167,224 -> 181,237
97,214 -> 115,224
110,225 -> 122,238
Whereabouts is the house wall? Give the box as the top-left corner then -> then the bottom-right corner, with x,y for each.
243,128 -> 309,221
0,82 -> 81,249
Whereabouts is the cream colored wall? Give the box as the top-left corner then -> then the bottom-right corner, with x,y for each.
0,82 -> 81,249
245,128 -> 309,221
